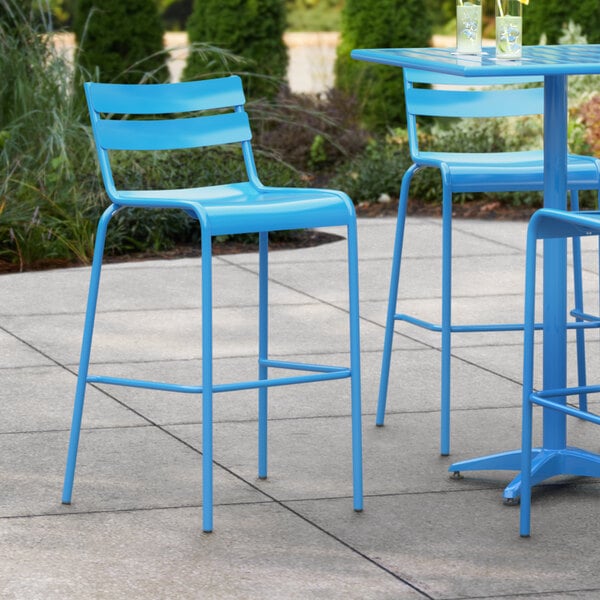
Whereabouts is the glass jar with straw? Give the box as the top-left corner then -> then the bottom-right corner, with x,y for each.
496,0 -> 528,59
456,0 -> 483,54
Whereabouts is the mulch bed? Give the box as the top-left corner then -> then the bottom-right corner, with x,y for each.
358,197 -> 537,221
0,198 -> 537,275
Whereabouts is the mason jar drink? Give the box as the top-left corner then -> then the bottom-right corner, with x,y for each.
496,0 -> 523,59
456,0 -> 482,54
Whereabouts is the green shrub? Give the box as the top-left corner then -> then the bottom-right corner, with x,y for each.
578,95 -> 600,158
184,0 -> 288,100
73,0 -> 168,83
331,116 -> 545,208
1,0 -> 372,272
248,87 -> 368,181
0,2 -> 311,271
286,0 -> 342,31
0,0 -> 101,270
411,116 -> 545,207
524,0 -> 600,45
330,133 -> 411,204
335,0 -> 432,131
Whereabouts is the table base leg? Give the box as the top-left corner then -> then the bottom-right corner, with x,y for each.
449,447 -> 600,501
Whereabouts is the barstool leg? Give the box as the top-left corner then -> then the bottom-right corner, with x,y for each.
258,231 -> 269,480
520,225 -> 539,537
201,232 -> 214,533
62,205 -> 116,504
570,190 -> 588,411
376,165 -> 417,426
347,220 -> 363,511
440,171 -> 453,456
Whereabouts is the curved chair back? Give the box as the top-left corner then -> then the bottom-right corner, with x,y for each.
403,68 -> 544,159
84,76 -> 258,199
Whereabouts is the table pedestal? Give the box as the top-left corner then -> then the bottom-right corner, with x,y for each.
450,447 -> 600,501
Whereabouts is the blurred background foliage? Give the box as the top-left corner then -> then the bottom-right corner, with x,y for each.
73,0 -> 169,84
33,0 -> 600,43
183,0 -> 288,100
1,0 -> 599,272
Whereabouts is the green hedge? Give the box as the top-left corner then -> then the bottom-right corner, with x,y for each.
523,0 -> 600,45
335,0 -> 432,131
184,0 -> 288,100
73,0 -> 168,83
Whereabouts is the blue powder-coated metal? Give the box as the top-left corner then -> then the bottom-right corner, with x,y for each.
62,75 -> 363,533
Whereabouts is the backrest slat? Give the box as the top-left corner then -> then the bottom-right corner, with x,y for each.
96,112 -> 252,151
85,76 -> 245,115
406,86 -> 544,118
403,68 -> 545,159
84,75 -> 262,196
404,68 -> 543,87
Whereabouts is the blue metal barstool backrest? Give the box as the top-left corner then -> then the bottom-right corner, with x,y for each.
84,75 -> 262,201
403,68 -> 545,160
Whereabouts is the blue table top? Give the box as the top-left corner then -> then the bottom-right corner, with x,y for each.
351,44 -> 600,77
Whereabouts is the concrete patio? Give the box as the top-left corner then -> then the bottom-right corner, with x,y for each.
1,215 -> 599,599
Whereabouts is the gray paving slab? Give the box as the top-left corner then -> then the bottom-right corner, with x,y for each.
1,426 -> 264,518
482,594 -> 600,600
0,328 -> 54,368
0,268 -> 90,316
268,251 -> 544,307
1,364 -> 144,433
364,346 -> 524,416
361,290 -> 597,350
452,217 -> 530,247
2,215 -> 600,599
455,337 -> 600,388
3,300 -> 386,365
56,345 -> 524,428
222,219 -> 407,264
291,486 -> 600,599
226,217 -> 523,265
0,258 -> 311,316
0,505 -> 423,600
90,259 -> 311,311
165,406 -> 545,503
167,417 -> 360,503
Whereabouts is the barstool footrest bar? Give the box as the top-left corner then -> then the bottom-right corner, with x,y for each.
87,367 -> 352,395
395,313 -> 545,333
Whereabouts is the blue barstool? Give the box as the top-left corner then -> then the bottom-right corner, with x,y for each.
377,68 -> 600,455
520,208 -> 600,537
62,76 -> 363,532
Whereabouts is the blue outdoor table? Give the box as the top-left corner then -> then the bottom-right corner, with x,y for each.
352,45 -> 600,501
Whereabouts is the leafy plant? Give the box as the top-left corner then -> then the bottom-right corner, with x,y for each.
248,87 -> 368,181
73,0 -> 168,84
184,0 -> 288,100
578,95 -> 600,158
286,0 -> 343,31
0,1 -> 348,272
0,0 -> 101,270
330,133 -> 411,204
335,0 -> 432,131
523,0 -> 600,45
